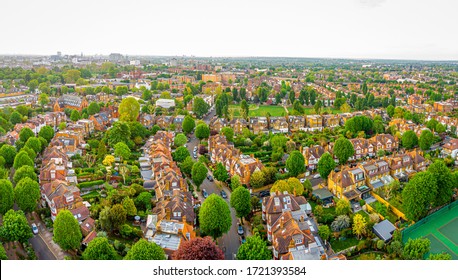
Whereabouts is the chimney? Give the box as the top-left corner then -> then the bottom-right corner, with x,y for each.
280,216 -> 284,229
182,215 -> 186,223
288,239 -> 295,249
166,208 -> 171,220
166,181 -> 170,191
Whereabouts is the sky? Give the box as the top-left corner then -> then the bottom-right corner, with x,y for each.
1,0 -> 457,60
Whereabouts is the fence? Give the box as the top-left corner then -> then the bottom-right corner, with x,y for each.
370,191 -> 407,221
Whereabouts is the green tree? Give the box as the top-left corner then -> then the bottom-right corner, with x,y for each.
402,172 -> 437,221
230,174 -> 242,190
174,133 -> 187,147
428,253 -> 452,260
221,127 -> 234,142
333,137 -> 355,165
124,239 -> 166,260
0,242 -> 7,260
13,151 -> 34,170
182,115 -> 196,134
0,210 -> 32,243
403,238 -> 430,260
335,199 -> 351,216
97,140 -> 108,160
428,160 -> 453,207
173,146 -> 190,163
352,213 -> 367,239
0,144 -> 17,167
151,125 -> 161,135
135,192 -> 152,211
191,162 -> 207,188
240,100 -> 249,119
53,210 -> 82,251
199,194 -> 232,240
0,180 -> 14,215
9,111 -> 22,125
107,122 -> 131,147
14,177 -> 40,213
19,127 -> 34,143
38,125 -> 54,142
179,156 -> 194,176
250,170 -> 265,189
193,97 -> 210,118
401,130 -> 418,149
286,150 -> 305,177
313,100 -> 322,114
213,162 -> 228,182
82,237 -> 118,260
236,234 -> 272,260
317,152 -> 336,179
195,123 -> 210,140
419,129 -> 434,151
318,225 -> 331,242
286,177 -> 304,195
109,204 -> 127,232
122,197 -> 137,217
119,97 -> 140,122
230,186 -> 251,222
114,142 -> 131,161
25,137 -> 42,154
87,102 -> 101,115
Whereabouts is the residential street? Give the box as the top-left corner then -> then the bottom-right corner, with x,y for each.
29,234 -> 57,260
26,212 -> 66,260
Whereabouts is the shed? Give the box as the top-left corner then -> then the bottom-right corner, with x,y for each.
373,220 -> 396,242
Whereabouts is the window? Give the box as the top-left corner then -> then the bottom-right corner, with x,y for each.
295,238 -> 302,245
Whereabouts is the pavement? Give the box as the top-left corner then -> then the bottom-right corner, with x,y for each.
27,212 -> 67,260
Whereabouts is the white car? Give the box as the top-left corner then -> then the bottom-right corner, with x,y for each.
300,178 -> 306,183
313,174 -> 321,179
32,223 -> 38,235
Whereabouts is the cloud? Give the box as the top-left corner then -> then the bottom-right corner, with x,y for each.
358,0 -> 387,8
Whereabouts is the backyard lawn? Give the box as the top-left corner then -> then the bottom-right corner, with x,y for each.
330,236 -> 360,252
229,105 -> 288,117
288,107 -> 343,115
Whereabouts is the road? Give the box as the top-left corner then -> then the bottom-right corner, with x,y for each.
29,234 -> 57,260
186,107 -> 241,259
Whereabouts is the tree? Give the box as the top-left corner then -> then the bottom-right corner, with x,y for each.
99,207 -> 113,232
19,127 -> 34,143
14,178 -> 40,213
25,137 -> 42,154
38,125 -> 54,142
426,119 -> 439,131
271,180 -> 289,194
401,130 -> 418,149
313,100 -> 322,114
9,111 -> 22,125
240,100 -> 249,119
82,237 -> 118,260
318,225 -> 331,242
114,142 -> 131,161
0,243 -> 7,260
331,215 -> 351,232
124,239 -> 166,260
213,162 -> 229,183
173,146 -> 190,163
109,204 -> 127,231
174,133 -> 187,147
250,170 -> 265,189
199,194 -> 232,240
151,125 -> 160,135
236,234 -> 272,260
285,150 -> 305,177
428,253 -> 452,260
191,162 -> 207,188
0,210 -> 32,243
230,175 -> 242,190
53,210 -> 82,251
195,123 -> 210,140
182,115 -> 195,134
435,123 -> 446,134
70,110 -> 80,122
173,237 -> 224,260
335,199 -> 351,216
402,172 -> 437,221
286,177 -> 304,195
0,144 -> 16,166
135,192 -> 152,211
419,129 -> 434,151
403,238 -> 430,260
262,166 -> 277,185
230,186 -> 251,222
193,97 -> 210,118
352,213 -> 367,239
179,156 -> 194,176
122,197 -> 137,217
87,102 -> 101,115
97,140 -> 108,160
221,127 -> 234,142
428,160 -> 453,207
102,155 -> 115,166
13,151 -> 34,170
333,137 -> 355,165
107,122 -> 131,147
0,180 -> 14,215
317,152 -> 336,180
119,97 -> 140,122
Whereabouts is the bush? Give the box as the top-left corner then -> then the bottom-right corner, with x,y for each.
78,180 -> 105,189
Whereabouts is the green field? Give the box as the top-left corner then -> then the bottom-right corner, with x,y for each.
229,105 -> 288,117
402,201 -> 458,259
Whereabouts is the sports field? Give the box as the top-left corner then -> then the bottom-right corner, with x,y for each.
402,201 -> 458,259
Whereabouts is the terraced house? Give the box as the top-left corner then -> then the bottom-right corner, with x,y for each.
328,166 -> 371,202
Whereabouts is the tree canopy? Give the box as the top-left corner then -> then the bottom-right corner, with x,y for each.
199,194 -> 232,240
286,150 -> 305,177
333,137 -> 355,165
53,210 -> 83,251
230,186 -> 252,221
119,97 -> 140,122
124,239 -> 166,260
0,210 -> 32,243
236,234 -> 272,260
191,162 -> 207,188
173,237 -> 224,260
82,237 -> 118,260
317,152 -> 336,179
14,177 -> 40,213
0,180 -> 14,215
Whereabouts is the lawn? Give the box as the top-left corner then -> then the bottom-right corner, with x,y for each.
330,236 -> 360,252
288,107 -> 343,115
309,200 -> 336,216
229,105 -> 288,117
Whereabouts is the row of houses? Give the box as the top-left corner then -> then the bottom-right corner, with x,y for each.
208,134 -> 264,186
141,131 -> 197,259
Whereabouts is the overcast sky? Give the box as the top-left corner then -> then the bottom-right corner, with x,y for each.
1,0 -> 457,60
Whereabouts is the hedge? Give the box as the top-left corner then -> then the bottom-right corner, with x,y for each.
78,180 -> 105,189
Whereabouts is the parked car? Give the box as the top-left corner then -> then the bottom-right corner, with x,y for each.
31,223 -> 38,235
220,190 -> 227,199
207,175 -> 214,182
259,190 -> 270,198
237,223 -> 244,235
313,174 -> 321,179
239,235 -> 246,244
202,189 -> 208,198
300,178 -> 306,183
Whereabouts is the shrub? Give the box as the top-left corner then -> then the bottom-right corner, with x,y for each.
78,180 -> 105,189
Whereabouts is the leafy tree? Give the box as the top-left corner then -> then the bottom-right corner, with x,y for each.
271,180 -> 290,194
401,130 -> 418,149
0,179 -> 14,215
286,177 -> 304,195
135,192 -> 152,211
119,97 -> 140,122
230,175 -> 242,190
70,110 -> 81,122
352,213 -> 367,239
403,238 -> 430,260
236,234 -> 272,260
262,166 -> 277,185
107,122 -> 131,147
335,199 -> 351,216
0,210 -> 32,243
213,162 -> 228,182
240,100 -> 249,119
102,155 -> 115,166
428,160 -> 453,207
286,150 -> 305,177
173,237 -> 224,260
199,194 -> 232,240
122,197 -> 137,217
435,123 -> 446,134
402,172 -> 437,221
97,140 -> 108,160
25,137 -> 41,154
426,119 -> 439,131
250,170 -> 265,189
124,239 -> 166,260
13,151 -> 34,170
82,237 -> 118,260
38,125 -> 54,142
151,125 -> 161,135
87,102 -> 101,115
99,207 -> 113,232
387,240 -> 403,258
182,115 -> 196,134
221,127 -> 234,142
419,129 -> 434,151
9,111 -> 22,125
318,225 -> 331,241
317,152 -> 336,179
333,137 -> 355,165
195,123 -> 210,140
331,215 -> 350,232
53,210 -> 82,251
20,146 -> 36,160
179,156 -> 194,176
428,253 -> 452,260
193,97 -> 210,118
313,99 -> 322,114
114,142 -> 131,161
109,204 -> 127,231
0,242 -> 7,260
173,146 -> 190,163
174,133 -> 187,147
191,162 -> 207,188
0,144 -> 16,166
19,127 -> 34,143
14,177 -> 40,213
230,186 -> 251,222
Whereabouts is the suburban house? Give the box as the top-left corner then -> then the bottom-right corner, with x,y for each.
350,138 -> 371,160
89,112 -> 111,131
249,117 -> 269,134
322,115 -> 340,128
229,118 -> 248,134
358,160 -> 394,190
328,166 -> 371,202
302,145 -> 325,171
209,117 -> 228,132
287,115 -> 306,132
387,153 -> 414,182
155,99 -> 175,109
269,117 -> 289,134
53,94 -> 88,112
306,115 -> 323,131
369,134 -> 398,154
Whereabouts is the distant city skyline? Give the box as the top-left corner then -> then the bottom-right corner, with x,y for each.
1,0 -> 457,61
